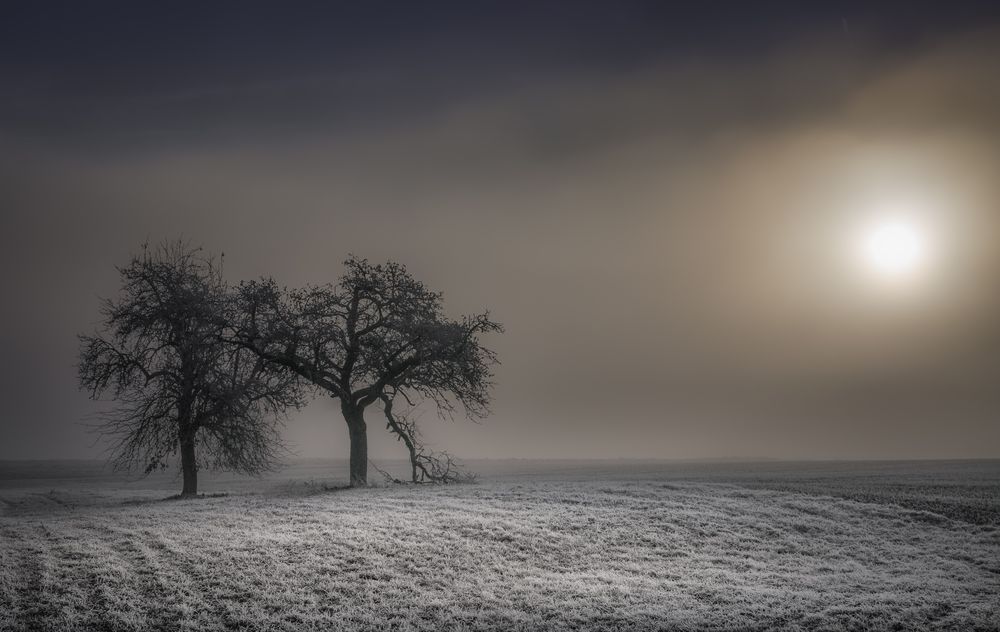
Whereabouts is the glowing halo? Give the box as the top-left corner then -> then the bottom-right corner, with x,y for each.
858,216 -> 927,281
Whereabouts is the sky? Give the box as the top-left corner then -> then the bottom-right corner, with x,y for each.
2,1 -> 1000,461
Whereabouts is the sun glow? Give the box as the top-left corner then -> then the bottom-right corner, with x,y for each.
859,216 -> 928,281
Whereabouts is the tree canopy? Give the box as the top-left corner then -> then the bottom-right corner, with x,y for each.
78,241 -> 301,495
232,256 -> 502,485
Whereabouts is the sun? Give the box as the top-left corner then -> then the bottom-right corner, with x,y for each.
859,216 -> 927,280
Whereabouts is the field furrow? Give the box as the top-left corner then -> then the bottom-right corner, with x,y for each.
1,464 -> 997,631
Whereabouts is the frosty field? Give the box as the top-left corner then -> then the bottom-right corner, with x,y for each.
1,460 -> 997,631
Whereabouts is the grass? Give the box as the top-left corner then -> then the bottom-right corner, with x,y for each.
1,462 -> 998,631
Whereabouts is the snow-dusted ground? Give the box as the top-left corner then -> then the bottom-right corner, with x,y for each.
1,460 -> 997,631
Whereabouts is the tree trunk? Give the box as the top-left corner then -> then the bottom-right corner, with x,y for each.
180,432 -> 198,497
343,405 -> 368,487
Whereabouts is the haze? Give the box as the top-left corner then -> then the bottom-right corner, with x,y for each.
2,2 -> 999,461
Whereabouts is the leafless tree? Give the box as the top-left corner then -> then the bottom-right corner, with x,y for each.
78,241 -> 301,496
231,256 -> 502,486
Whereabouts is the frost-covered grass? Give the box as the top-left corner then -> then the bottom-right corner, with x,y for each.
1,462 -> 998,631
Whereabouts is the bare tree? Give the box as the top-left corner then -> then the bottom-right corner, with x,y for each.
78,241 -> 300,496
232,256 -> 502,486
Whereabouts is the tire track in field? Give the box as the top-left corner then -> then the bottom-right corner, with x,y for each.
79,519 -> 193,631
139,527 -> 240,630
43,520 -> 127,632
0,524 -> 35,632
1,523 -> 63,632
